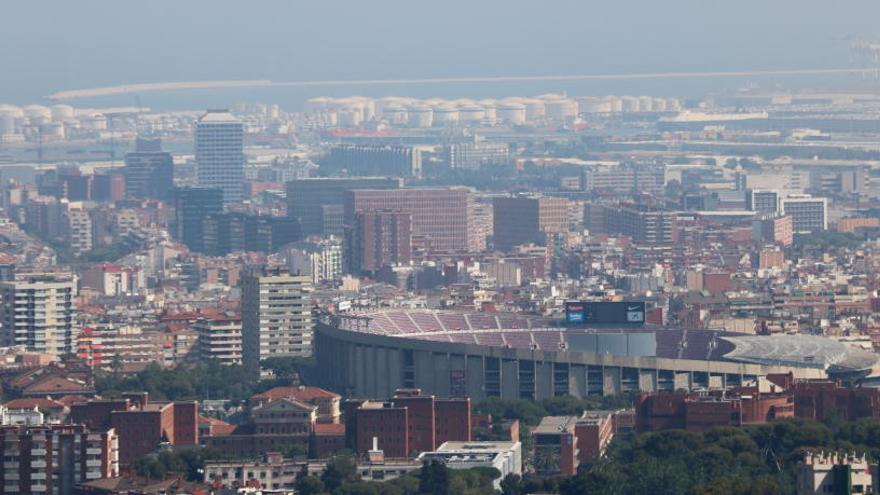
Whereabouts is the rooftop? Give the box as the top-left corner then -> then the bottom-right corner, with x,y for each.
533,415 -> 577,435
197,109 -> 240,124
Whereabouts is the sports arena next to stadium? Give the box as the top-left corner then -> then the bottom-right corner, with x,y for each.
314,301 -> 880,400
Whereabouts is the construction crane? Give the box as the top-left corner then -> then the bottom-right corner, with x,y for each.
850,39 -> 880,83
134,95 -> 144,136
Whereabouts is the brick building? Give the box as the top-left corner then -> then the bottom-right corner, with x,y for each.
348,210 -> 412,274
636,389 -> 795,432
346,389 -> 471,458
531,411 -> 623,476
837,217 -> 880,233
753,214 -> 793,247
793,381 -> 880,422
204,388 -> 345,458
343,188 -> 474,254
574,411 -> 616,462
69,393 -> 197,466
492,195 -> 569,251
251,386 -> 342,424
532,416 -> 579,476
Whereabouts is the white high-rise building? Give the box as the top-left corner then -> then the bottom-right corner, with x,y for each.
242,270 -> 313,376
195,314 -> 243,366
781,195 -> 828,234
66,206 -> 92,256
287,239 -> 343,285
196,109 -> 244,204
0,274 -> 78,356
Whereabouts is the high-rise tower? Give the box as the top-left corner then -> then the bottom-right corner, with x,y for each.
196,110 -> 244,204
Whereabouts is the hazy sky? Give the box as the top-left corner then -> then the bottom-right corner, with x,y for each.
2,0 -> 878,104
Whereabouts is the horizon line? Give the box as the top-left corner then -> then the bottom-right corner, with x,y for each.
46,67 -> 879,100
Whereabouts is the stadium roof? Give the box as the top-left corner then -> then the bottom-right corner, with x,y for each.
720,334 -> 880,372
334,310 -> 879,374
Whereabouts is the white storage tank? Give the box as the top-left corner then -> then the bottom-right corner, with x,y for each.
0,104 -> 23,118
523,98 -> 545,120
378,97 -> 413,115
604,96 -> 623,113
337,109 -> 362,127
24,105 -> 52,124
537,93 -> 565,101
407,106 -> 433,128
327,97 -> 353,113
459,106 -> 485,123
357,97 -> 377,121
482,105 -> 497,123
433,105 -> 460,126
382,105 -> 408,125
545,98 -> 578,120
43,122 -> 65,139
497,102 -> 527,125
304,97 -> 331,112
0,111 -> 15,136
621,96 -> 640,113
652,98 -> 668,112
478,99 -> 498,123
51,104 -> 75,122
81,113 -> 107,130
639,96 -> 654,112
666,98 -> 682,111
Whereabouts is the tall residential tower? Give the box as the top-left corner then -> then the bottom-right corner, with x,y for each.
0,273 -> 78,356
241,269 -> 313,377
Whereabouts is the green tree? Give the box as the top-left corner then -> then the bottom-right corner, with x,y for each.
294,475 -> 325,495
322,455 -> 358,493
690,475 -> 782,495
418,460 -> 450,495
338,481 -> 381,495
500,473 -> 522,495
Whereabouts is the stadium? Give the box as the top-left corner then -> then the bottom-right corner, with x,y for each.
314,309 -> 880,400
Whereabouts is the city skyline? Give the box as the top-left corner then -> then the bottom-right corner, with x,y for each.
2,2 -> 880,493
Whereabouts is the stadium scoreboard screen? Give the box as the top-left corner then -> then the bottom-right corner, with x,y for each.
565,301 -> 646,325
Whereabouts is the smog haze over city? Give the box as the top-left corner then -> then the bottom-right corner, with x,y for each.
2,0 -> 880,106
3,1 -> 880,494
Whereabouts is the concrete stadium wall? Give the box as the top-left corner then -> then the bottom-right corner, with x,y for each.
314,322 -> 826,400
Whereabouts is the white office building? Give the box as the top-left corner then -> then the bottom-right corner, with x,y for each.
781,195 -> 828,234
419,441 -> 522,491
196,109 -> 245,204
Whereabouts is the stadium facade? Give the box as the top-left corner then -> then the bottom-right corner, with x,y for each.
313,310 -> 877,400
